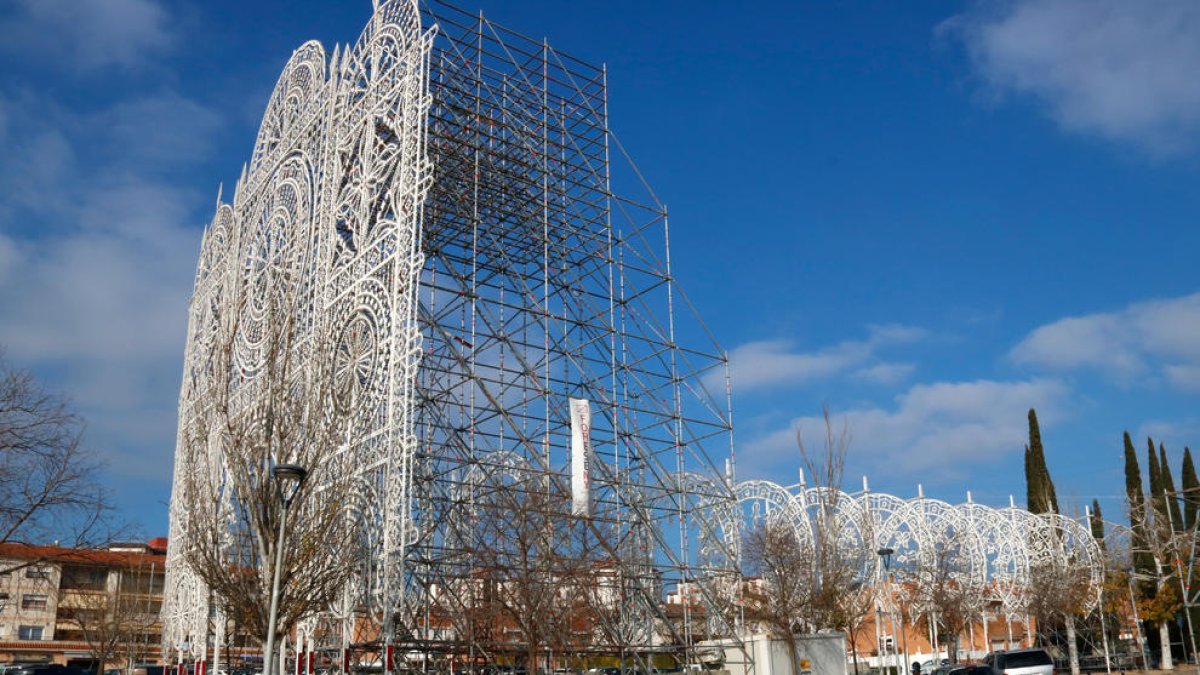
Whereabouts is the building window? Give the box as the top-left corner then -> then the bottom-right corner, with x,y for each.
18,624 -> 43,640
61,565 -> 107,591
21,594 -> 47,610
25,567 -> 49,580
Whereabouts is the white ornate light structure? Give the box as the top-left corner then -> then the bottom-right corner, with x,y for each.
691,476 -> 1106,648
163,0 -> 743,670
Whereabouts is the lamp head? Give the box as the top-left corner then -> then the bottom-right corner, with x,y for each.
273,463 -> 308,506
876,546 -> 895,570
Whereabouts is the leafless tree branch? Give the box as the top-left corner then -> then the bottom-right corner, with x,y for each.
176,265 -> 362,649
0,348 -> 114,557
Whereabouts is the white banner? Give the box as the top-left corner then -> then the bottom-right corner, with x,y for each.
569,397 -> 593,517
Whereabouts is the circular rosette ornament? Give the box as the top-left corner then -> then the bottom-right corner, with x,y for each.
233,153 -> 316,380
333,310 -> 379,414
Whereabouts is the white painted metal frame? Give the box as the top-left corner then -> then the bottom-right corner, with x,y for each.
694,479 -> 1105,631
163,0 -> 436,661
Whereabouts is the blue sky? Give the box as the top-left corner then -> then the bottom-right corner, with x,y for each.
1,0 -> 1199,537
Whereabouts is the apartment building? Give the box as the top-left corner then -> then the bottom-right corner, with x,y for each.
0,540 -> 167,669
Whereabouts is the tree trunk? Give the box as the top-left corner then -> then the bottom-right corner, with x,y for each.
785,635 -> 801,675
1160,620 -> 1175,670
1065,615 -> 1080,675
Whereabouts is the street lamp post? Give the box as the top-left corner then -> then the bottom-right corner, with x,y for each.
877,548 -> 896,675
265,464 -> 308,675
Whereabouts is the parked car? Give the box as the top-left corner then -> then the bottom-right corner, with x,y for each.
983,649 -> 1054,675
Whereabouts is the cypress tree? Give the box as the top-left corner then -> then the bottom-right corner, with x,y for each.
1024,445 -> 1042,513
1026,408 -> 1058,514
1125,431 -> 1145,513
1183,446 -> 1199,530
1148,436 -> 1164,520
1090,498 -> 1106,550
1159,442 -> 1184,531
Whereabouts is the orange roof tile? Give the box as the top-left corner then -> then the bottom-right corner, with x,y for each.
0,542 -> 166,569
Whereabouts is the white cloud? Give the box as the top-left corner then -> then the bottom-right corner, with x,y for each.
1165,365 -> 1200,392
943,0 -> 1200,154
94,92 -> 223,166
853,362 -> 916,386
1010,291 -> 1200,388
725,324 -> 924,394
0,186 -> 200,481
0,89 -> 217,490
1139,418 -> 1200,451
0,0 -> 172,70
0,185 -> 198,364
741,378 -> 1070,478
0,113 -> 75,224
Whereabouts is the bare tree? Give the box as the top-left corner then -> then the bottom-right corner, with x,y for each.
742,517 -> 811,674
176,260 -> 362,653
742,409 -> 873,674
841,585 -> 876,675
0,348 -> 111,554
1027,559 -> 1092,675
796,411 -> 875,636
467,479 -> 596,670
741,517 -> 873,671
901,533 -> 981,664
583,554 -> 669,668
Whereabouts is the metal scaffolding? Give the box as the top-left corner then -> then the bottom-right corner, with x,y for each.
382,0 -> 742,666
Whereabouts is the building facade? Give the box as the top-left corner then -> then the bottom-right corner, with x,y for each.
0,541 -> 167,670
